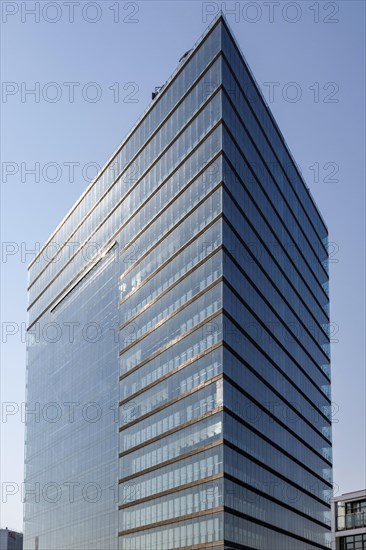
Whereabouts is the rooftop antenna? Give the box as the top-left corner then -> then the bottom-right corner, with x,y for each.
152,49 -> 193,101
179,49 -> 192,63
152,85 -> 164,100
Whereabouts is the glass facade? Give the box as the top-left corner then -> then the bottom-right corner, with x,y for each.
333,493 -> 366,550
0,530 -> 24,550
337,499 -> 366,531
340,534 -> 366,550
24,15 -> 332,550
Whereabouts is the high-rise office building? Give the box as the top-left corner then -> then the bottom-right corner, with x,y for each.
24,15 -> 332,550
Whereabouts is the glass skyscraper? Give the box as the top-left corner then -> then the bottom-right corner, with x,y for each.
24,15 -> 332,550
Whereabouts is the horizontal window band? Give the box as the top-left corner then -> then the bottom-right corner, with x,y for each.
222,270 -> 330,386
118,470 -> 329,531
119,373 -> 222,432
27,240 -> 119,330
118,304 -> 330,435
119,341 -> 222,406
117,506 -> 224,536
29,121 -> 221,300
221,208 -> 329,352
117,142 -> 223,264
118,404 -> 329,484
221,147 -> 329,323
223,373 -> 331,457
118,309 -> 223,383
221,68 -> 328,267
122,155 -> 221,263
118,369 -> 329,466
221,237 -> 331,389
119,214 -> 222,307
28,79 -> 222,291
118,406 -> 223,459
224,362 -> 331,443
221,177 -> 330,335
118,473 -> 223,510
221,118 -> 329,310
222,239 -> 330,376
220,18 -> 327,236
119,246 -> 223,331
118,449 -> 330,519
118,505 -> 329,546
27,138 -> 223,327
119,276 -> 223,355
50,241 -> 117,314
117,437 -> 331,513
224,473 -> 330,530
118,180 -> 223,284
117,264 -> 330,443
223,341 -> 331,428
118,439 -> 223,484
223,438 -> 332,506
224,406 -> 332,481
224,506 -> 330,549
222,306 -> 331,406
28,18 -> 223,270
27,88 -> 223,304
119,271 -> 329,405
119,338 -> 330,452
119,539 -> 225,550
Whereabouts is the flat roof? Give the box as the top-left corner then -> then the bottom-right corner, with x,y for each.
332,489 -> 366,502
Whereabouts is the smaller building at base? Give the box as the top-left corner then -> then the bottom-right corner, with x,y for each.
332,490 -> 366,550
0,529 -> 23,550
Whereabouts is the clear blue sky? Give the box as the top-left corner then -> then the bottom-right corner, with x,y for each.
1,0 -> 365,532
